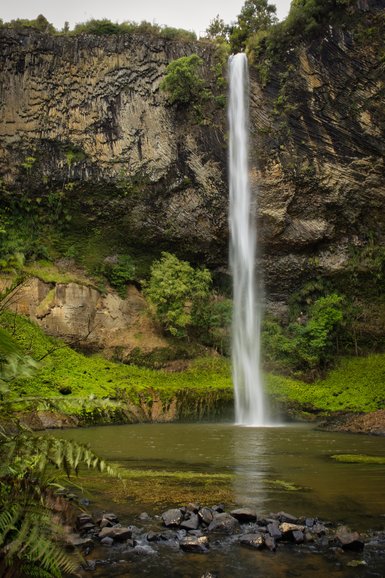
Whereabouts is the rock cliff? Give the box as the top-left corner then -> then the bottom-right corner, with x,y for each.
0,29 -> 227,266
1,1 -> 384,311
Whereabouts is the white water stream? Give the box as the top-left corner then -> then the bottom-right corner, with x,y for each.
228,53 -> 269,426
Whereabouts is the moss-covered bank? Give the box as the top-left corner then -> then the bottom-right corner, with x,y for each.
1,310 -> 385,429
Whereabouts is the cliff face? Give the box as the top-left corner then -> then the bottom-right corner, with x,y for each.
1,3 -> 384,308
251,3 -> 385,301
0,29 -> 227,265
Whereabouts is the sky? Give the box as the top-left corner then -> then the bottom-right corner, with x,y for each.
1,0 -> 292,37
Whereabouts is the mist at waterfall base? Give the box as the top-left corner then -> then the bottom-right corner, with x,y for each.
228,53 -> 272,427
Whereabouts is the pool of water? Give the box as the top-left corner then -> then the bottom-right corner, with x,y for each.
51,423 -> 385,576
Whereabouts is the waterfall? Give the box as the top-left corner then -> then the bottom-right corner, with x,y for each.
228,53 -> 269,426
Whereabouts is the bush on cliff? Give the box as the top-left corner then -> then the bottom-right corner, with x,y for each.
144,252 -> 212,338
263,293 -> 344,373
160,55 -> 206,107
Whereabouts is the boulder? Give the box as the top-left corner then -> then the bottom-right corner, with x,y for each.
264,535 -> 276,551
98,526 -> 133,541
231,508 -> 257,523
212,504 -> 225,513
100,536 -> 114,546
199,507 -> 214,526
76,514 -> 95,530
277,512 -> 298,523
279,522 -> 305,535
139,512 -> 151,521
180,513 -> 199,531
267,522 -> 282,540
162,508 -> 183,528
292,530 -> 305,544
179,536 -> 209,553
335,526 -> 365,551
240,533 -> 265,550
208,513 -> 240,534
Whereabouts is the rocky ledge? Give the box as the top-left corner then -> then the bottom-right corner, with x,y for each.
64,503 -> 385,576
320,410 -> 385,436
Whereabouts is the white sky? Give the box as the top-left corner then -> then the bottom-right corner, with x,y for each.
1,0 -> 292,37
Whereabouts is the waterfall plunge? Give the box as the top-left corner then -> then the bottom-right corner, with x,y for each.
228,53 -> 269,426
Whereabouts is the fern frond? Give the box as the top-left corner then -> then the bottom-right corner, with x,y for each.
0,504 -> 21,546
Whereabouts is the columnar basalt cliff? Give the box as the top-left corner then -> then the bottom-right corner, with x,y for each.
0,30 -> 228,266
1,1 -> 384,316
252,3 -> 385,303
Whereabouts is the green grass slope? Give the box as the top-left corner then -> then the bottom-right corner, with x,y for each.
267,355 -> 385,413
1,311 -> 384,421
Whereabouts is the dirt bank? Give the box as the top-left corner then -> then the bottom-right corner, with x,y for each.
320,410 -> 385,435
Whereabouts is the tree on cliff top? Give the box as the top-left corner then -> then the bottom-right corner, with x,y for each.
230,0 -> 278,52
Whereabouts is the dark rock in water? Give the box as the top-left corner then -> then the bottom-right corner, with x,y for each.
212,504 -> 225,513
267,522 -> 282,540
147,531 -> 162,542
103,513 -> 119,523
66,534 -> 94,549
77,514 -> 94,530
133,545 -> 157,556
240,533 -> 265,550
305,517 -> 315,527
277,512 -> 298,523
292,530 -> 305,544
335,526 -> 365,551
258,517 -> 276,526
231,508 -> 257,523
304,531 -> 315,543
208,513 -> 240,534
199,507 -> 214,526
319,535 -> 330,548
162,508 -> 183,528
264,534 -> 276,551
181,513 -> 199,531
81,523 -> 97,534
180,536 -> 209,553
98,527 -> 133,541
313,523 -> 327,535
139,512 -> 151,521
188,529 -> 203,537
99,518 -> 115,529
113,527 -> 134,542
279,522 -> 305,537
100,536 -> 114,546
186,503 -> 200,513
176,529 -> 187,540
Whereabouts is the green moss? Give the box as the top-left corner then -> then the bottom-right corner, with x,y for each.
266,354 -> 385,413
0,311 -> 232,421
264,479 -> 308,492
331,454 -> 385,465
22,261 -> 97,286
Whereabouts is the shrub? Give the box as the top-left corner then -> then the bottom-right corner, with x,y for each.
160,54 -> 205,106
73,18 -> 122,35
262,293 -> 344,372
144,252 -> 212,337
101,254 -> 136,297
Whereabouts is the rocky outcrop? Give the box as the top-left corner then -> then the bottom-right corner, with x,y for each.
251,2 -> 385,300
7,276 -> 167,356
1,2 -> 385,305
0,29 -> 227,265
